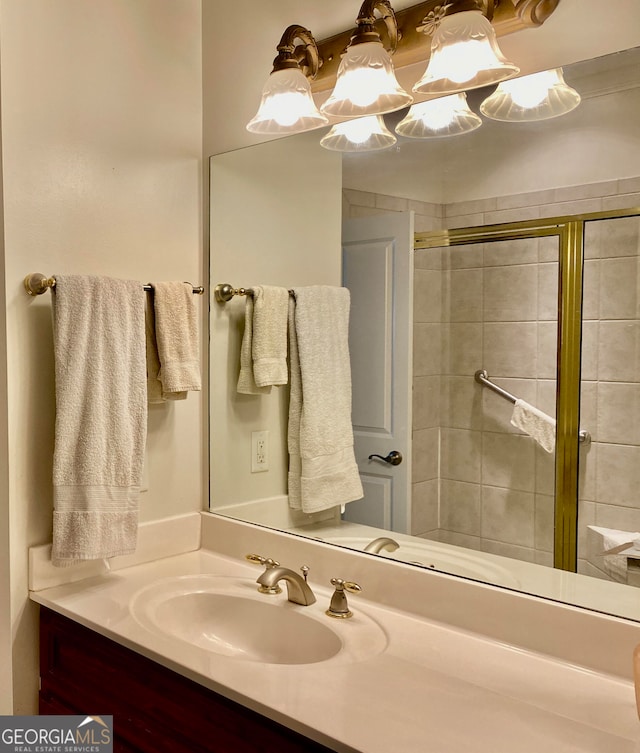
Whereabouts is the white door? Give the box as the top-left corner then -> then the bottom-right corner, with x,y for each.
342,212 -> 413,534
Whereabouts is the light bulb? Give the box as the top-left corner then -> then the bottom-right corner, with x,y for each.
247,68 -> 328,135
320,115 -> 396,152
480,68 -> 581,122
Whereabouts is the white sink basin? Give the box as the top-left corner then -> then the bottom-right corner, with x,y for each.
130,574 -> 387,666
326,536 -> 520,589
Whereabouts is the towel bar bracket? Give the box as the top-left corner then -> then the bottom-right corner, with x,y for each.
24,273 -> 56,297
215,283 -> 251,303
214,282 -> 295,303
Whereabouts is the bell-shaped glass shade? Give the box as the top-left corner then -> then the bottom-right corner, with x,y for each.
413,11 -> 519,96
396,93 -> 482,138
320,41 -> 413,118
480,68 -> 581,122
246,68 -> 328,134
320,115 -> 396,152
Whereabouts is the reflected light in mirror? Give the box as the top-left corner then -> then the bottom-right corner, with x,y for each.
413,10 -> 519,95
480,68 -> 581,122
395,93 -> 482,138
320,40 -> 412,118
246,68 -> 328,134
320,115 -> 397,151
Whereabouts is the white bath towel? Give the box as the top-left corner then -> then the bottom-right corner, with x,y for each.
51,275 -> 147,566
510,399 -> 556,453
252,285 -> 290,388
144,290 -> 186,402
153,282 -> 201,395
288,286 -> 363,513
237,295 -> 271,395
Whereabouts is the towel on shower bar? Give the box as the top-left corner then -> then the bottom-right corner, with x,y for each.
237,294 -> 271,394
144,290 -> 186,402
510,399 -> 556,453
288,286 -> 363,513
252,285 -> 289,388
51,275 -> 147,566
153,282 -> 201,395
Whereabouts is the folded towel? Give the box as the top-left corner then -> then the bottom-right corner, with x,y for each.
288,286 -> 363,513
51,275 -> 147,566
588,525 -> 640,582
237,295 -> 271,395
144,291 -> 186,402
153,282 -> 201,395
510,399 -> 555,453
252,285 -> 290,388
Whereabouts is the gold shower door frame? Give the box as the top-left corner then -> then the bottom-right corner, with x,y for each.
415,207 -> 640,572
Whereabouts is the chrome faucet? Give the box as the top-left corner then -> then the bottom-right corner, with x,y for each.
256,565 -> 316,606
363,536 -> 400,554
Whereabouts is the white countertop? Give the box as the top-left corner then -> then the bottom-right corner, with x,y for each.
30,547 -> 640,753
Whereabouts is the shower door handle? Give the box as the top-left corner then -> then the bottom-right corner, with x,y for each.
368,450 -> 403,466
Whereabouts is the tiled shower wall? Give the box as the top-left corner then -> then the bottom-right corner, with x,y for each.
343,177 -> 640,576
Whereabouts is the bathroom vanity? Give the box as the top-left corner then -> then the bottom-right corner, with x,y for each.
40,608 -> 331,753
29,514 -> 640,753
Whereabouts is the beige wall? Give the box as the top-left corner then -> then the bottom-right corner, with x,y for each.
0,0 -> 203,713
209,132 -> 342,506
0,51 -> 11,712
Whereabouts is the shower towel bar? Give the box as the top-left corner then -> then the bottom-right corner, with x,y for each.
474,369 -> 590,445
214,282 -> 294,303
24,273 -> 205,297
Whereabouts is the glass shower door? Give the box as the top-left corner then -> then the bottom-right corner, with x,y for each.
415,232 -> 560,566
578,214 -> 640,584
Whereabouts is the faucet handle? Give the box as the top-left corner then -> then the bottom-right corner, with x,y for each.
326,578 -> 362,619
245,554 -> 282,594
331,578 -> 361,594
245,553 -> 280,568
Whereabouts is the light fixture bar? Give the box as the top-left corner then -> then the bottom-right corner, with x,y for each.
310,0 -> 560,93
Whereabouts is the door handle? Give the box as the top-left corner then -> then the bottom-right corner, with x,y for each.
368,450 -> 403,466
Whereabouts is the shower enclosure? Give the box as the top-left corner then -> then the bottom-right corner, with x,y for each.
412,207 -> 640,576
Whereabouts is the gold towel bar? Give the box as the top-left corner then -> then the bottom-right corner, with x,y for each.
24,273 -> 205,297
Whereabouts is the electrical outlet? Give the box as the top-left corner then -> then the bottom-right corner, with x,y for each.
251,430 -> 269,473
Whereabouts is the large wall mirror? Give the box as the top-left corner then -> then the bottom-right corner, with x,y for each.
209,45 -> 640,623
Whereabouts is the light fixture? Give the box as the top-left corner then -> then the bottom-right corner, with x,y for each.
246,25 -> 328,135
320,115 -> 397,152
480,68 -> 581,121
412,2 -> 519,96
320,0 -> 412,119
395,92 -> 482,138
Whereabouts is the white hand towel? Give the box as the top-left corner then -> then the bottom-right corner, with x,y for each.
51,275 -> 147,566
288,286 -> 363,513
510,399 -> 556,453
252,285 -> 290,388
237,295 -> 271,395
153,282 -> 201,395
144,290 -> 186,402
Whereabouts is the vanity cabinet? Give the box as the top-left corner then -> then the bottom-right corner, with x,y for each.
39,608 -> 335,753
